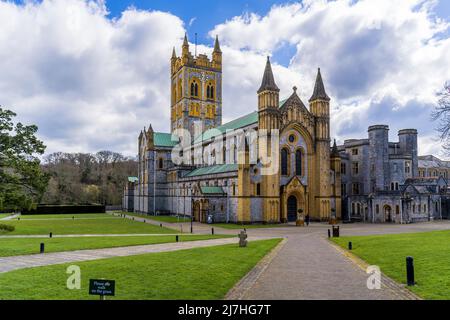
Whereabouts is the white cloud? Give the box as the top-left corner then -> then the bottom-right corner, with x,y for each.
211,0 -> 450,157
0,0 -> 184,155
1,0 -> 450,159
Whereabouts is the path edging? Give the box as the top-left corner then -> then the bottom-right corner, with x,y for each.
224,238 -> 287,300
327,239 -> 422,300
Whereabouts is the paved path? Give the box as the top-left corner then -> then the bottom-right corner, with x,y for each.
224,221 -> 450,300
240,231 -> 411,300
0,214 -> 19,221
0,233 -> 207,239
0,236 -> 271,274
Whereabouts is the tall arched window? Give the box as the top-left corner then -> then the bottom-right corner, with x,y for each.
190,82 -> 195,96
206,86 -> 211,99
281,148 -> 288,176
295,149 -> 302,176
210,86 -> 214,99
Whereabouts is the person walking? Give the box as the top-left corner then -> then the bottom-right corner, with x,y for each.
305,214 -> 310,226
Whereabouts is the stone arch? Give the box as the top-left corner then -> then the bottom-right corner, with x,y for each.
384,205 -> 392,223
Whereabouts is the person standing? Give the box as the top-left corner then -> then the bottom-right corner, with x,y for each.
305,214 -> 310,226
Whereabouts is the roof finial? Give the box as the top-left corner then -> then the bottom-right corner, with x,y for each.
293,86 -> 297,93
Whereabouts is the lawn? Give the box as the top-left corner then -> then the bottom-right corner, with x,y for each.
123,212 -> 191,223
332,230 -> 450,300
213,223 -> 288,229
0,239 -> 281,300
18,214 -> 110,220
0,216 -> 176,235
0,234 -> 231,257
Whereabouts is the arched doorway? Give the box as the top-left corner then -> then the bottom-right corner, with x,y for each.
193,201 -> 200,222
384,205 -> 392,223
287,196 -> 298,222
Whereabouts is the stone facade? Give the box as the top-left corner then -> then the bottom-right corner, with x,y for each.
122,37 -> 341,224
339,127 -> 450,223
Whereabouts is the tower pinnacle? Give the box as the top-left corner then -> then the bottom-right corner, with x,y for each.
309,68 -> 330,102
257,56 -> 279,94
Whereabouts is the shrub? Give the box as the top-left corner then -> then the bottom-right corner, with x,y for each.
0,224 -> 15,232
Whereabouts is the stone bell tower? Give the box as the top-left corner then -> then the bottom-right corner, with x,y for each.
170,34 -> 222,139
309,68 -> 332,221
257,57 -> 281,223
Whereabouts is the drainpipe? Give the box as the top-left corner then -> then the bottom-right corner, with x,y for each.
153,151 -> 156,215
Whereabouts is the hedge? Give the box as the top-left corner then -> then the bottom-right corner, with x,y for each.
21,205 -> 106,215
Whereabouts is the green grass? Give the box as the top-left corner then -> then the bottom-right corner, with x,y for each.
0,213 -> 13,219
0,239 -> 281,300
0,216 -> 176,235
19,214 -> 110,220
213,223 -> 287,229
332,230 -> 450,300
123,212 -> 191,223
0,234 -> 231,257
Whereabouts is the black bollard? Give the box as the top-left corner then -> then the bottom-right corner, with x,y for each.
406,256 -> 415,286
328,229 -> 331,238
176,235 -> 179,242
72,216 -> 74,220
348,242 -> 353,250
49,232 -> 52,238
160,223 -> 163,228
212,228 -> 214,235
40,243 -> 45,254
18,217 -> 20,221
144,219 -> 146,223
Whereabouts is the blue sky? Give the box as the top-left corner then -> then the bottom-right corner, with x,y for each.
2,0 -> 450,157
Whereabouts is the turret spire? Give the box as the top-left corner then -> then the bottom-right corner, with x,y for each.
213,35 -> 221,53
172,47 -> 177,59
309,68 -> 330,102
183,33 -> 189,47
257,56 -> 279,94
331,139 -> 339,158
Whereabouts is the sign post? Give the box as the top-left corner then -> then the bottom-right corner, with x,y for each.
89,279 -> 115,300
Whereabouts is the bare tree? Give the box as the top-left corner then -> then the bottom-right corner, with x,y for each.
432,82 -> 450,152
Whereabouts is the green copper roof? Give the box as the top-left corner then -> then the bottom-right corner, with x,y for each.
194,112 -> 258,144
184,164 -> 238,177
154,132 -> 179,148
279,98 -> 288,108
128,176 -> 138,183
201,186 -> 226,195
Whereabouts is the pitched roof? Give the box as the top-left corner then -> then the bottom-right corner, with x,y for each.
279,87 -> 308,112
154,132 -> 179,148
184,164 -> 238,178
193,111 -> 258,144
257,57 -> 279,93
201,186 -> 226,195
309,68 -> 330,102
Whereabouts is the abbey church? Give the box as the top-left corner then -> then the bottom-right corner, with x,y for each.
123,34 -> 450,224
123,34 -> 342,223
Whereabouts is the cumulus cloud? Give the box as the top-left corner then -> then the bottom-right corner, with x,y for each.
0,0 -> 184,155
211,0 -> 450,157
1,0 -> 450,159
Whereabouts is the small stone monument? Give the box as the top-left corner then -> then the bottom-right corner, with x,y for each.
238,231 -> 248,247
